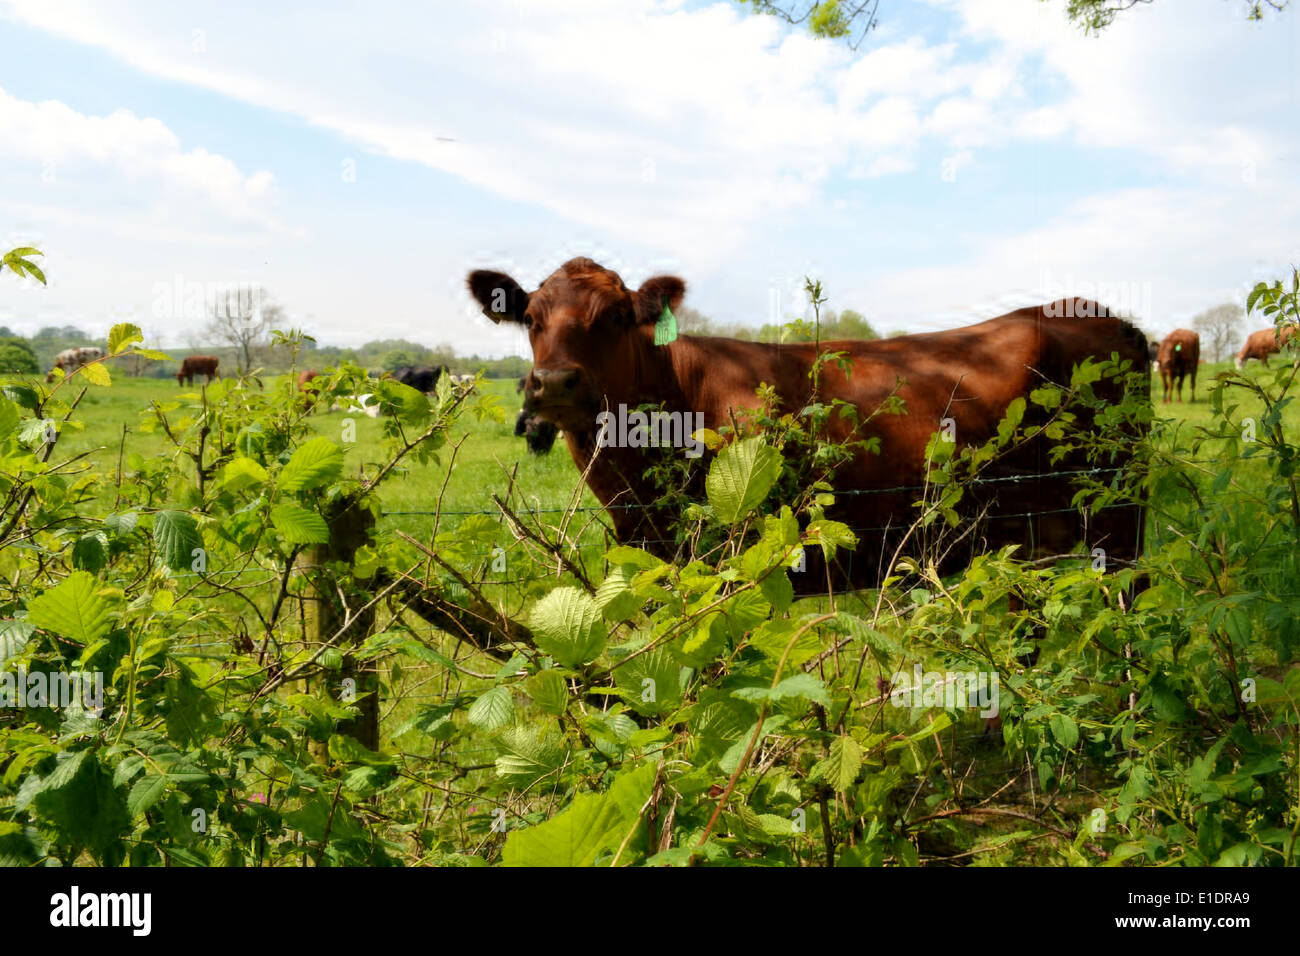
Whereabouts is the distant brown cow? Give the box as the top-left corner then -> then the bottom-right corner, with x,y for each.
469,257 -> 1149,590
298,369 -> 321,411
47,346 -> 105,383
177,355 -> 220,386
1156,329 -> 1199,403
1236,325 -> 1297,369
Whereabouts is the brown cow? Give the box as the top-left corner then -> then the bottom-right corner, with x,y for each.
298,369 -> 321,411
468,258 -> 1148,589
1156,329 -> 1199,403
176,355 -> 220,386
1235,325 -> 1297,369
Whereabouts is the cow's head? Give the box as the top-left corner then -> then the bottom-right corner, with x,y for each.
467,258 -> 685,432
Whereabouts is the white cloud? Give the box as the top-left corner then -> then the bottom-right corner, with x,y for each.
846,184 -> 1300,337
0,0 -> 1080,265
0,0 -> 1295,354
0,86 -> 283,232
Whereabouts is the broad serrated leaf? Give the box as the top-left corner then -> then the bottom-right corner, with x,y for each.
26,571 -> 113,645
153,510 -> 202,572
494,723 -> 568,786
127,774 -> 167,818
732,673 -> 830,706
78,361 -> 111,386
529,587 -> 607,667
525,669 -> 570,716
278,436 -> 344,493
0,619 -> 34,666
502,763 -> 655,866
219,456 -> 268,492
108,323 -> 143,355
817,736 -> 864,794
468,686 -> 515,729
270,503 -> 330,544
706,437 -> 782,524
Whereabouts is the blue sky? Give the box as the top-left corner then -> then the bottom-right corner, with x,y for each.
0,0 -> 1296,357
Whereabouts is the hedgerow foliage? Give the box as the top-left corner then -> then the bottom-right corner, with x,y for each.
0,249 -> 1296,866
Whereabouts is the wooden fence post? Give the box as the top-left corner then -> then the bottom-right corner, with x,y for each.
302,497 -> 380,752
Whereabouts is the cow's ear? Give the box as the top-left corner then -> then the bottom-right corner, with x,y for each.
634,275 -> 686,325
467,270 -> 530,324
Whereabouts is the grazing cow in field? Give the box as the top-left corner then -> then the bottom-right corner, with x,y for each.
1235,325 -> 1297,369
176,355 -> 220,386
469,258 -> 1149,589
47,346 -> 106,382
298,369 -> 322,411
514,375 -> 559,454
391,364 -> 448,393
1156,329 -> 1199,403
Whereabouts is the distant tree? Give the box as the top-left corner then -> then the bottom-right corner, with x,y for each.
675,306 -> 716,335
205,288 -> 279,374
0,339 -> 39,374
831,308 -> 878,340
1193,303 -> 1244,363
380,349 -> 417,372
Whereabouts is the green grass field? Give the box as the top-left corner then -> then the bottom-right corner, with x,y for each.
39,358 -> 1300,551
51,373 -> 600,531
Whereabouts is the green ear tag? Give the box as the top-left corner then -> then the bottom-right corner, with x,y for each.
1175,343 -> 1182,352
654,301 -> 678,346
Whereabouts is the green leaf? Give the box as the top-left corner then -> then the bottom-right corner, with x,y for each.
529,587 -> 607,667
525,669 -> 570,716
153,510 -> 202,572
706,437 -> 782,524
0,397 -> 18,440
494,723 -> 568,787
0,619 -> 35,666
814,736 -> 863,794
468,686 -> 515,729
270,503 -> 330,545
1049,713 -> 1079,750
595,564 -> 640,622
127,774 -> 167,818
219,457 -> 269,492
327,734 -> 391,766
27,571 -> 114,646
2,248 -> 45,285
108,323 -> 143,355
502,763 -> 656,866
71,532 -> 109,572
79,361 -> 111,386
732,673 -> 830,706
615,646 -> 682,716
278,436 -> 344,493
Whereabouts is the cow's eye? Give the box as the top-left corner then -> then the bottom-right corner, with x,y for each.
523,313 -> 535,329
